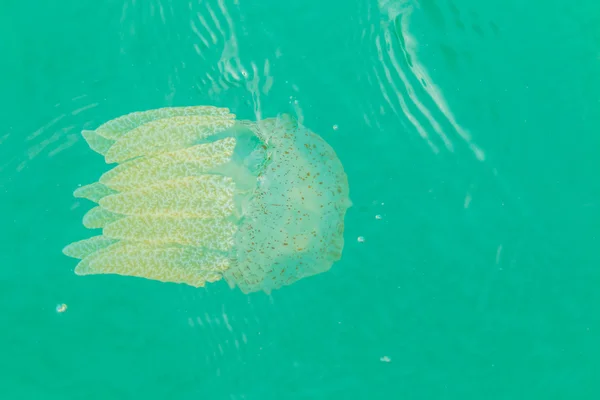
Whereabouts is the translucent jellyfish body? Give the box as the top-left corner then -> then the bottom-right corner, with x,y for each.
63,106 -> 351,294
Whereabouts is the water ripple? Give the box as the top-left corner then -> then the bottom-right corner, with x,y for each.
366,0 -> 486,161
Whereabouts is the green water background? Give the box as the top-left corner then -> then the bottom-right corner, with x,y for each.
1,0 -> 599,398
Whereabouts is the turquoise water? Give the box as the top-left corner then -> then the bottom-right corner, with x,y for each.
1,0 -> 599,398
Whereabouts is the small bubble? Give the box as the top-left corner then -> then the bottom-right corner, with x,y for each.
380,356 -> 391,363
56,303 -> 67,313
332,124 -> 339,131
357,236 -> 365,243
375,214 -> 382,220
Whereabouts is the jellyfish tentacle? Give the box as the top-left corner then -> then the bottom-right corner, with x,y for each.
100,137 -> 236,191
99,175 -> 235,218
102,215 -> 236,252
62,235 -> 119,260
82,206 -> 124,229
73,182 -> 118,203
75,242 -> 228,287
81,130 -> 115,156
95,106 -> 234,140
105,115 -> 236,163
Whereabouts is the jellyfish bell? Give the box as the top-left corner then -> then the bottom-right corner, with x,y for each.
63,106 -> 350,294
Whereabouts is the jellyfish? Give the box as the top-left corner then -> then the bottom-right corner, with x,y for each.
62,106 -> 351,294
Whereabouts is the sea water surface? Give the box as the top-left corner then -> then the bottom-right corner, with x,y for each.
1,0 -> 599,398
